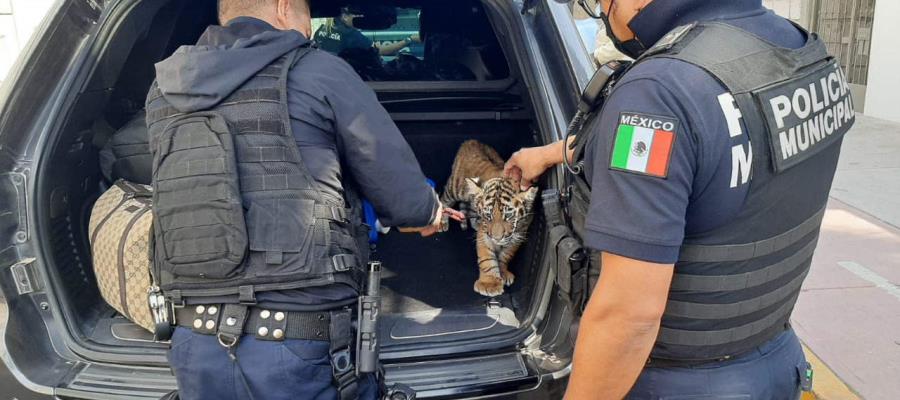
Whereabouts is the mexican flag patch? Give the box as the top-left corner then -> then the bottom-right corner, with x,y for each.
610,112 -> 678,178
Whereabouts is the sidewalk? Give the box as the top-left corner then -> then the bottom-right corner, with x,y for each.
829,116 -> 900,229
791,114 -> 900,400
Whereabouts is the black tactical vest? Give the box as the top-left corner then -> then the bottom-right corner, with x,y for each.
146,48 -> 368,305
571,22 -> 853,362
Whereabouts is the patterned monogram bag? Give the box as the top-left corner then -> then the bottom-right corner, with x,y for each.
88,180 -> 155,332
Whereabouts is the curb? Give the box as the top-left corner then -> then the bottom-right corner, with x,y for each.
802,345 -> 861,400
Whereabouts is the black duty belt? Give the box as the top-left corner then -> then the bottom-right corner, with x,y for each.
175,304 -> 332,341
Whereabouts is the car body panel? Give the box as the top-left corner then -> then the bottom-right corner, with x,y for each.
0,362 -> 54,399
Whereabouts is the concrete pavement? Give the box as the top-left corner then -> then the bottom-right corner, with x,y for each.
792,114 -> 900,400
829,115 -> 900,228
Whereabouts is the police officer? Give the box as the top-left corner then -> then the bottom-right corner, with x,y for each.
314,7 -> 418,57
147,0 -> 462,399
505,0 -> 854,398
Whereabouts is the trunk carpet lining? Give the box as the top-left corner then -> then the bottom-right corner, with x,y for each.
376,225 -> 515,314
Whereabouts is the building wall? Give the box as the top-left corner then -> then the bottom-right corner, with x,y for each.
863,0 -> 899,122
763,0 -> 808,25
811,0 -> 876,112
0,0 -> 55,84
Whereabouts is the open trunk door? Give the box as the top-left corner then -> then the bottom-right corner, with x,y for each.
525,0 -> 601,314
0,0 -> 103,396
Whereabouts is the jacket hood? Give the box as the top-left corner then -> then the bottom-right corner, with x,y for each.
154,17 -> 308,112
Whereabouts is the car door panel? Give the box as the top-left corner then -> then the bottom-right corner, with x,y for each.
0,0 -> 105,396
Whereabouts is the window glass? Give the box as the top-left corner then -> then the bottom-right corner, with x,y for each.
569,1 -> 628,68
362,8 -> 423,62
311,5 -> 509,82
312,8 -> 423,63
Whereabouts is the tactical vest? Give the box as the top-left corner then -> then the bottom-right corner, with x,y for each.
145,47 -> 368,305
571,22 -> 853,362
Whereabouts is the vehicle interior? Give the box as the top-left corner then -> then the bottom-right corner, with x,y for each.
35,0 -> 550,357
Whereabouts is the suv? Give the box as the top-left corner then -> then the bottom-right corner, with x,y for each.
0,0 -> 598,398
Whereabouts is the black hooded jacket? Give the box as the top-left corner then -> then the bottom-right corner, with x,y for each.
152,17 -> 438,309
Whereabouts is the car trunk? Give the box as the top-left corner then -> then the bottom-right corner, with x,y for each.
373,118 -> 543,348
34,0 -> 550,358
44,118 -> 542,352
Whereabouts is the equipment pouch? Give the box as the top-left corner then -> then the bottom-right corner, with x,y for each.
247,198 -> 315,266
152,112 -> 248,279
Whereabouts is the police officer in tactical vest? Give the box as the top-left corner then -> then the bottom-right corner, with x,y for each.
505,0 -> 854,398
314,7 -> 418,57
146,0 -> 462,399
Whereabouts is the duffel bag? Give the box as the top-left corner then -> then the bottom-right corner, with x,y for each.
88,180 -> 155,332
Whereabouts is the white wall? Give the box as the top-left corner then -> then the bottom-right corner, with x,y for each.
763,0 -> 806,25
0,0 -> 55,83
864,0 -> 900,123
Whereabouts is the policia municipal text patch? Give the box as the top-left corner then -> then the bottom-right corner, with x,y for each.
757,60 -> 855,172
610,113 -> 678,178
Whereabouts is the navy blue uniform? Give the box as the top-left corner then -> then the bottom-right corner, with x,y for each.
154,17 -> 438,400
581,0 -> 809,398
314,19 -> 375,56
167,329 -> 379,400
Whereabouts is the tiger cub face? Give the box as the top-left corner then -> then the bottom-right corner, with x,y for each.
465,177 -> 538,247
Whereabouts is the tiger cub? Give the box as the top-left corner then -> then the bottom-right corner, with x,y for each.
442,140 -> 538,297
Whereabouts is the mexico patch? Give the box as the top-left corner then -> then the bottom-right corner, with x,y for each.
610,112 -> 678,178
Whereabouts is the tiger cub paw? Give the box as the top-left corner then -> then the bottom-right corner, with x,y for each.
501,270 -> 515,287
474,277 -> 505,297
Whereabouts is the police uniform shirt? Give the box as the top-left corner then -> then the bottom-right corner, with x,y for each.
582,0 -> 807,263
314,19 -> 375,55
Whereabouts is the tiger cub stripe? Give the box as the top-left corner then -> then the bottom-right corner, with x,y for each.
441,140 -> 538,297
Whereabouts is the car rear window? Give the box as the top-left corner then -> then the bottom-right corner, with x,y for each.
313,8 -> 423,61
311,4 -> 509,82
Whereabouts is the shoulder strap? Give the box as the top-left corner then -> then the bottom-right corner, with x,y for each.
642,22 -> 832,95
275,45 -> 325,200
276,45 -> 360,234
289,44 -> 317,69
278,46 -> 312,137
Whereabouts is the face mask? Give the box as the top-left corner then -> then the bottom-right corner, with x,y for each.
598,0 -> 647,59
